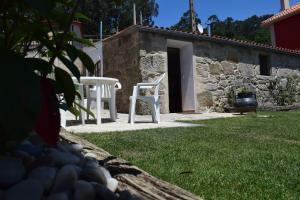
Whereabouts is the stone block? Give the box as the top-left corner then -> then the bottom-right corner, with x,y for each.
277,68 -> 292,77
209,62 -> 223,75
197,91 -> 214,108
196,67 -> 209,78
238,63 -> 255,77
205,83 -> 218,91
221,61 -> 235,75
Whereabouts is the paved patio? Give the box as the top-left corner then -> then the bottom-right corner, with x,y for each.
64,110 -> 238,133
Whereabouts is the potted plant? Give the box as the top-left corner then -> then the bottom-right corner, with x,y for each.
0,0 -> 97,152
234,86 -> 258,114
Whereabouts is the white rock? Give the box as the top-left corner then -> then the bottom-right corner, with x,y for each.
93,183 -> 117,200
118,191 -> 133,200
21,139 -> 32,145
73,180 -> 95,200
84,159 -> 99,168
57,144 -> 69,152
51,165 -> 78,194
66,144 -> 83,153
100,167 -> 112,180
84,152 -> 97,160
106,178 -> 118,193
0,190 -> 4,200
5,179 -> 43,200
82,166 -> 107,185
0,157 -> 25,188
46,192 -> 69,200
12,150 -> 35,169
29,166 -> 56,191
69,165 -> 82,177
48,149 -> 80,166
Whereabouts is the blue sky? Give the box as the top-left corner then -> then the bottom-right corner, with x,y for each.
154,0 -> 300,27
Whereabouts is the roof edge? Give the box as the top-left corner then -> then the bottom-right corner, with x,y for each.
102,25 -> 138,42
262,3 -> 300,27
137,25 -> 300,56
102,24 -> 300,56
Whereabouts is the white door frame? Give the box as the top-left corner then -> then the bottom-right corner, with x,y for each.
167,39 -> 196,112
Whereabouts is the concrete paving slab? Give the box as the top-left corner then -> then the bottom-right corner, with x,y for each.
64,110 -> 238,133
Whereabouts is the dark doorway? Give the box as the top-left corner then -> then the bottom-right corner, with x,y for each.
167,47 -> 182,113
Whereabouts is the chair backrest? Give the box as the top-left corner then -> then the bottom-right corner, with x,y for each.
101,82 -> 114,99
153,73 -> 166,85
152,73 -> 166,97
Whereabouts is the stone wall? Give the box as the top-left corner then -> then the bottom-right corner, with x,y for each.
104,27 -> 300,114
103,27 -> 140,113
139,32 -> 169,114
194,41 -> 300,112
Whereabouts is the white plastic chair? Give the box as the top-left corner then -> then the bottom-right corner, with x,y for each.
128,73 -> 166,124
86,82 -> 122,121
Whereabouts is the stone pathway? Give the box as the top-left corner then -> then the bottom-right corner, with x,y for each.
64,111 -> 238,134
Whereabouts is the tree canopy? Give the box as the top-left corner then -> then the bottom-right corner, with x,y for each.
171,12 -> 272,45
79,0 -> 159,35
170,10 -> 201,32
208,15 -> 273,44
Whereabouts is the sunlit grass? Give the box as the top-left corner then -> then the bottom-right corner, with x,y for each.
80,111 -> 300,200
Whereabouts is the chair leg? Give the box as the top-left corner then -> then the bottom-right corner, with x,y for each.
86,98 -> 91,120
128,99 -> 131,123
154,101 -> 160,123
60,109 -> 67,128
129,86 -> 138,124
79,84 -> 85,125
129,97 -> 136,124
150,101 -> 156,123
109,100 -> 116,122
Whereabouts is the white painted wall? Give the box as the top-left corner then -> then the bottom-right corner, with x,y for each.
180,44 -> 195,111
167,39 -> 195,111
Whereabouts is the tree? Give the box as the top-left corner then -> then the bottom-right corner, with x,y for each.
171,10 -> 201,32
208,15 -> 219,23
207,14 -> 273,44
0,0 -> 96,152
79,0 -> 159,35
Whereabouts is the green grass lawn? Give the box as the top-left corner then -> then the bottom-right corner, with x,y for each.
80,111 -> 300,200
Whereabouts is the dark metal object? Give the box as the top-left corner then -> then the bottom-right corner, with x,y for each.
234,92 -> 258,114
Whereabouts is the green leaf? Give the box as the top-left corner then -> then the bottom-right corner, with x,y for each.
65,44 -> 95,74
72,37 -> 94,47
55,67 -> 76,107
75,91 -> 82,100
74,12 -> 91,22
24,0 -> 55,15
58,55 -> 81,81
59,102 -> 69,111
77,50 -> 95,74
0,34 -> 4,48
68,105 -> 81,117
25,58 -> 53,75
47,78 -> 63,94
74,102 -> 96,119
47,10 -> 70,28
65,44 -> 79,62
0,50 -> 42,150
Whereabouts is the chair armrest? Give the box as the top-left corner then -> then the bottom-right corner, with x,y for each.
137,82 -> 158,87
115,82 -> 122,90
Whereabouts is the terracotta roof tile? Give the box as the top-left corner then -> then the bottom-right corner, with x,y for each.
103,25 -> 300,55
137,25 -> 300,55
262,3 -> 300,27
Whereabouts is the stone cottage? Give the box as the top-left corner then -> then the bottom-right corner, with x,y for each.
103,25 -> 300,114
